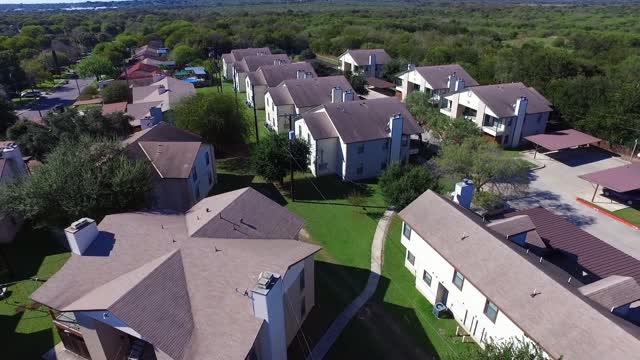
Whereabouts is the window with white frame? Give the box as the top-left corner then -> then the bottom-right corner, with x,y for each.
422,270 -> 432,286
406,251 -> 415,265
403,223 -> 412,239
484,300 -> 499,323
452,270 -> 465,290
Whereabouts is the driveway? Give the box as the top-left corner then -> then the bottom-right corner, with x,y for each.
17,78 -> 93,122
509,147 -> 640,259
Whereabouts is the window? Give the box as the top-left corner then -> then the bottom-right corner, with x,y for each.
208,171 -> 213,185
191,168 -> 198,182
403,223 -> 412,239
412,82 -> 421,91
407,251 -> 415,265
401,135 -> 408,146
356,163 -> 364,175
503,135 -> 510,146
300,297 -> 306,318
380,162 -> 387,170
452,270 -> 465,290
205,151 -> 210,165
300,268 -> 305,291
307,133 -> 310,144
383,139 -> 389,149
357,143 -> 365,154
422,270 -> 432,286
484,300 -> 499,323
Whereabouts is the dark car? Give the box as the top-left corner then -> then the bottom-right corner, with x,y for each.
52,104 -> 65,112
602,188 -> 640,206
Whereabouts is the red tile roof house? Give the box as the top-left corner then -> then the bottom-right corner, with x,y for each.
398,186 -> 640,359
120,63 -> 162,81
123,122 -> 216,212
295,97 -> 423,180
32,187 -> 319,360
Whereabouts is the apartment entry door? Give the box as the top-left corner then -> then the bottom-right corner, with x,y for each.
436,283 -> 449,306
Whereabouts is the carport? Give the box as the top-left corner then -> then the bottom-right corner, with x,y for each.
525,129 -> 601,159
578,163 -> 640,202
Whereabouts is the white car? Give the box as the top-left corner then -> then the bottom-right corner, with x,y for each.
20,90 -> 42,98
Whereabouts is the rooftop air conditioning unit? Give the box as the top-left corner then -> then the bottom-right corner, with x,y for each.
70,218 -> 92,231
257,271 -> 276,290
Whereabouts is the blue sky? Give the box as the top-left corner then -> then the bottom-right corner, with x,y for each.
3,0 -> 128,4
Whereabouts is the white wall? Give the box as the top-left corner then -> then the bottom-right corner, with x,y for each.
223,61 -> 233,80
188,144 -> 216,203
400,222 -> 528,347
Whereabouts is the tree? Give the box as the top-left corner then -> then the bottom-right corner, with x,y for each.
379,163 -> 438,209
434,137 -> 530,199
347,72 -> 369,95
0,50 -> 27,93
381,58 -> 408,82
101,81 -> 128,104
170,45 -> 200,67
0,87 -> 18,139
251,133 -> 310,184
172,92 -> 250,146
7,120 -> 56,160
75,55 -> 116,82
21,58 -> 51,86
465,338 -> 546,360
0,137 -> 152,229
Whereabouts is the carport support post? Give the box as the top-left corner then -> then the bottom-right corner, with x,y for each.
591,184 -> 599,202
533,144 -> 539,159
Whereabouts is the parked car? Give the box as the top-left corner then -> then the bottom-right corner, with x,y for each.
603,187 -> 640,206
20,90 -> 42,98
52,104 -> 65,112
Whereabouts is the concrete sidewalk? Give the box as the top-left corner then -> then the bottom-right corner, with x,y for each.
307,210 -> 394,360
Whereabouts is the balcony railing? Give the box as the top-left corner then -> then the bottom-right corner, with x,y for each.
481,125 -> 505,136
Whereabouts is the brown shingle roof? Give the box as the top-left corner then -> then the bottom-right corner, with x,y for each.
465,82 -> 553,118
525,129 -> 602,152
123,122 -> 202,147
251,62 -> 317,87
236,54 -> 290,73
488,215 -> 536,237
340,49 -> 392,66
578,162 -> 640,193
411,64 -> 480,90
579,276 -> 640,310
101,102 -> 128,116
304,98 -> 422,143
186,187 -> 305,239
399,191 -> 640,359
31,190 -> 317,360
138,141 -> 201,179
228,47 -> 271,63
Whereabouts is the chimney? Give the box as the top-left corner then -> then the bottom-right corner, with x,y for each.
65,218 -> 99,255
369,53 -> 377,66
447,73 -> 458,92
251,271 -> 286,360
331,86 -> 343,103
511,96 -> 529,148
141,106 -> 164,129
342,90 -> 355,102
388,114 -> 404,164
455,78 -> 465,92
452,179 -> 474,209
297,69 -> 305,79
515,96 -> 528,117
1,143 -> 28,177
157,85 -> 166,95
407,63 -> 415,71
304,71 -> 313,79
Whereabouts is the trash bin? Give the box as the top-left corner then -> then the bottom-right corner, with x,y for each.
433,302 -> 448,318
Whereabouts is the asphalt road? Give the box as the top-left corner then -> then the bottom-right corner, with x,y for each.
17,78 -> 93,121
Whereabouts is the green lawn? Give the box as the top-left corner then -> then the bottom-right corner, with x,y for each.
0,228 -> 71,359
315,54 -> 340,66
11,97 -> 35,109
614,207 -> 640,226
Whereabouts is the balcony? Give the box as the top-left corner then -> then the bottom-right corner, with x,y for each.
409,139 -> 422,155
482,125 -> 505,137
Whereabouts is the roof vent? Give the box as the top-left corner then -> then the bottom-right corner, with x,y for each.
70,218 -> 92,231
257,271 -> 277,290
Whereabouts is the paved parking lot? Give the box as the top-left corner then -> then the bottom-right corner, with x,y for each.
509,147 -> 640,259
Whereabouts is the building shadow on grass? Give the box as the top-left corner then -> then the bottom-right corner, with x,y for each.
0,311 -> 56,359
288,261 -> 443,360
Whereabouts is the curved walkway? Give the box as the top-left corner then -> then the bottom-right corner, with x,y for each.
307,210 -> 395,360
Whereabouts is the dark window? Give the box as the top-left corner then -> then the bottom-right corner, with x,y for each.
401,135 -> 408,146
208,171 -> 213,185
192,168 -> 198,182
412,82 -> 420,91
484,300 -> 499,323
452,270 -> 465,290
407,251 -> 415,265
356,163 -> 364,175
205,151 -> 210,165
195,187 -> 200,200
301,297 -> 306,318
422,270 -> 432,286
300,268 -> 305,291
357,143 -> 365,154
503,135 -> 510,146
403,223 -> 412,239
383,139 -> 389,149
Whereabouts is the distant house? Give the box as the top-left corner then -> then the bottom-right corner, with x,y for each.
295,97 -> 422,180
141,57 -> 176,67
441,82 -> 553,148
338,49 -> 392,78
32,187 -> 319,360
120,63 -> 162,80
398,188 -> 640,359
265,75 -> 354,134
123,122 -> 216,211
222,47 -> 271,81
233,54 -> 290,92
396,64 -> 479,102
0,142 -> 29,244
245,62 -> 317,109
127,76 -> 196,129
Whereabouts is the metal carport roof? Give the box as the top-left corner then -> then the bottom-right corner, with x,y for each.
578,163 -> 640,193
525,129 -> 601,151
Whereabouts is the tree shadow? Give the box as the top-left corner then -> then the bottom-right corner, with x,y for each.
506,190 -> 596,227
209,173 -> 255,196
0,311 -> 56,359
291,175 -> 374,202
288,261 -> 444,360
544,147 -> 617,168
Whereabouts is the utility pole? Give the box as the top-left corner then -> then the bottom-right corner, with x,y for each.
632,139 -> 638,160
31,82 -> 42,118
280,112 -> 297,201
251,83 -> 259,144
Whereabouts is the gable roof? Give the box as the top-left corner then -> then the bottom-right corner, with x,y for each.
125,101 -> 163,121
270,76 -> 353,108
407,64 -> 479,90
399,190 -> 640,360
459,82 -> 552,118
340,49 -> 392,66
123,122 -> 202,147
228,47 -> 271,63
102,102 -> 128,116
236,54 -> 290,73
303,97 -> 422,143
32,189 -> 317,360
131,76 -> 196,112
579,275 -> 640,310
186,187 -> 305,239
249,62 -> 317,87
138,141 -> 202,179
123,63 -> 161,80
